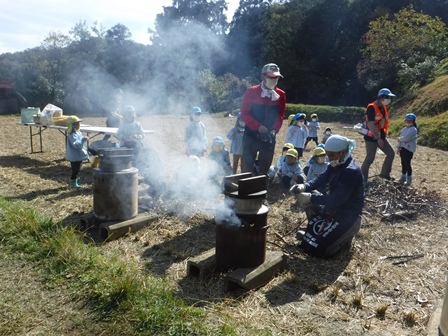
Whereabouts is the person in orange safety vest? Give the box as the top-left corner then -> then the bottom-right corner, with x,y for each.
360,88 -> 396,182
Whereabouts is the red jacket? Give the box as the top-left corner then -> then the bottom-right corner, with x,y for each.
240,84 -> 286,138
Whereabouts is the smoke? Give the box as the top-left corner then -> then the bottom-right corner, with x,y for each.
64,19 -> 240,220
214,198 -> 242,227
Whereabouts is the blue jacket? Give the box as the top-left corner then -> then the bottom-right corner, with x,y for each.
208,148 -> 232,175
306,158 -> 329,182
307,121 -> 321,138
305,156 -> 364,223
281,159 -> 304,179
397,125 -> 417,153
285,125 -> 308,149
66,130 -> 88,162
226,125 -> 244,155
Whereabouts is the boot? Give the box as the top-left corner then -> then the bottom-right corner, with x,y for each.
91,156 -> 99,168
76,177 -> 81,187
70,179 -> 81,188
404,175 -> 412,186
398,173 -> 406,184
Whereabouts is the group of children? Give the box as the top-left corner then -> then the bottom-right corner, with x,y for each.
66,104 -> 418,190
183,108 -> 333,189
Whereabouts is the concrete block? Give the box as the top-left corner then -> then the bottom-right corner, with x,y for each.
224,251 -> 287,292
187,248 -> 217,280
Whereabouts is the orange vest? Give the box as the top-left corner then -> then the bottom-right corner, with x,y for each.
365,102 -> 388,138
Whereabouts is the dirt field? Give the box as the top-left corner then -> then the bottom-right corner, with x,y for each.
1,114 -> 447,335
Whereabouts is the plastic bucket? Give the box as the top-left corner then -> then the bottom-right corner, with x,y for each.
21,107 -> 40,124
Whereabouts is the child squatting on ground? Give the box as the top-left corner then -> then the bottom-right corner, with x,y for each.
280,148 -> 306,188
396,113 -> 418,186
274,142 -> 294,181
304,147 -> 329,183
66,116 -> 89,188
226,112 -> 245,174
185,106 -> 207,157
321,127 -> 332,144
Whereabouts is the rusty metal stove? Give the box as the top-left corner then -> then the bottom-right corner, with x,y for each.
215,173 -> 269,270
93,148 -> 139,221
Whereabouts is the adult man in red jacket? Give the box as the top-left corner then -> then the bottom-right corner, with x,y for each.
240,63 -> 286,176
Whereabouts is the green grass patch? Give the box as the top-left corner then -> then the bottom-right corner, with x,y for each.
0,198 -> 238,335
285,104 -> 365,123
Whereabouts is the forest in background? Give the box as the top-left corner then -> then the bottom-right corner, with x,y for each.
1,0 -> 448,117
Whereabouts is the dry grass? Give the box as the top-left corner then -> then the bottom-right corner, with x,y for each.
1,114 -> 447,335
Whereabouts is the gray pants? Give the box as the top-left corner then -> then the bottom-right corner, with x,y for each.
361,138 -> 395,181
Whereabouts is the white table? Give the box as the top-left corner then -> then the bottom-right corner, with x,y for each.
17,122 -> 154,153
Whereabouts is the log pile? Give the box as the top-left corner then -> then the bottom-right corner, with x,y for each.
364,179 -> 447,222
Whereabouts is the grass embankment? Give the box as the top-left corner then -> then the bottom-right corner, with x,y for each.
0,197 -> 237,335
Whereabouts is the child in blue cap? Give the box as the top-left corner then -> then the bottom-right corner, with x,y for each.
396,113 -> 418,186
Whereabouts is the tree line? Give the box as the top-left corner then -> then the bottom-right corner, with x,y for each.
1,0 -> 448,116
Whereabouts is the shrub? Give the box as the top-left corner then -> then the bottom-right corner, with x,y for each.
285,104 -> 365,123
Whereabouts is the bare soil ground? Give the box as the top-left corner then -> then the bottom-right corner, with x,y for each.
1,114 -> 447,335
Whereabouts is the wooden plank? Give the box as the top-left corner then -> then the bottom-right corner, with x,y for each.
224,251 -> 287,292
186,248 -> 217,280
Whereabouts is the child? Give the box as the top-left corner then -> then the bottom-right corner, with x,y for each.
397,113 -> 418,186
185,106 -> 207,157
226,112 -> 245,173
305,147 -> 328,183
321,127 -> 332,144
116,105 -> 145,163
116,105 -> 145,147
275,143 -> 294,180
281,148 -> 305,188
304,113 -> 321,148
285,113 -> 308,158
66,115 -> 89,188
208,136 -> 232,177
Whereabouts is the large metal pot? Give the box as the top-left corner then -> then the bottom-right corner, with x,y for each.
215,205 -> 269,269
93,167 -> 138,220
98,154 -> 133,171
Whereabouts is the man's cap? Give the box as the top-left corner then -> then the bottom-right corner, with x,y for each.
377,88 -> 396,98
261,63 -> 283,78
192,106 -> 202,114
313,147 -> 326,156
212,136 -> 224,144
285,148 -> 298,159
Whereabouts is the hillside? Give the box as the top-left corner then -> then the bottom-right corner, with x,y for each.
387,75 -> 448,150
